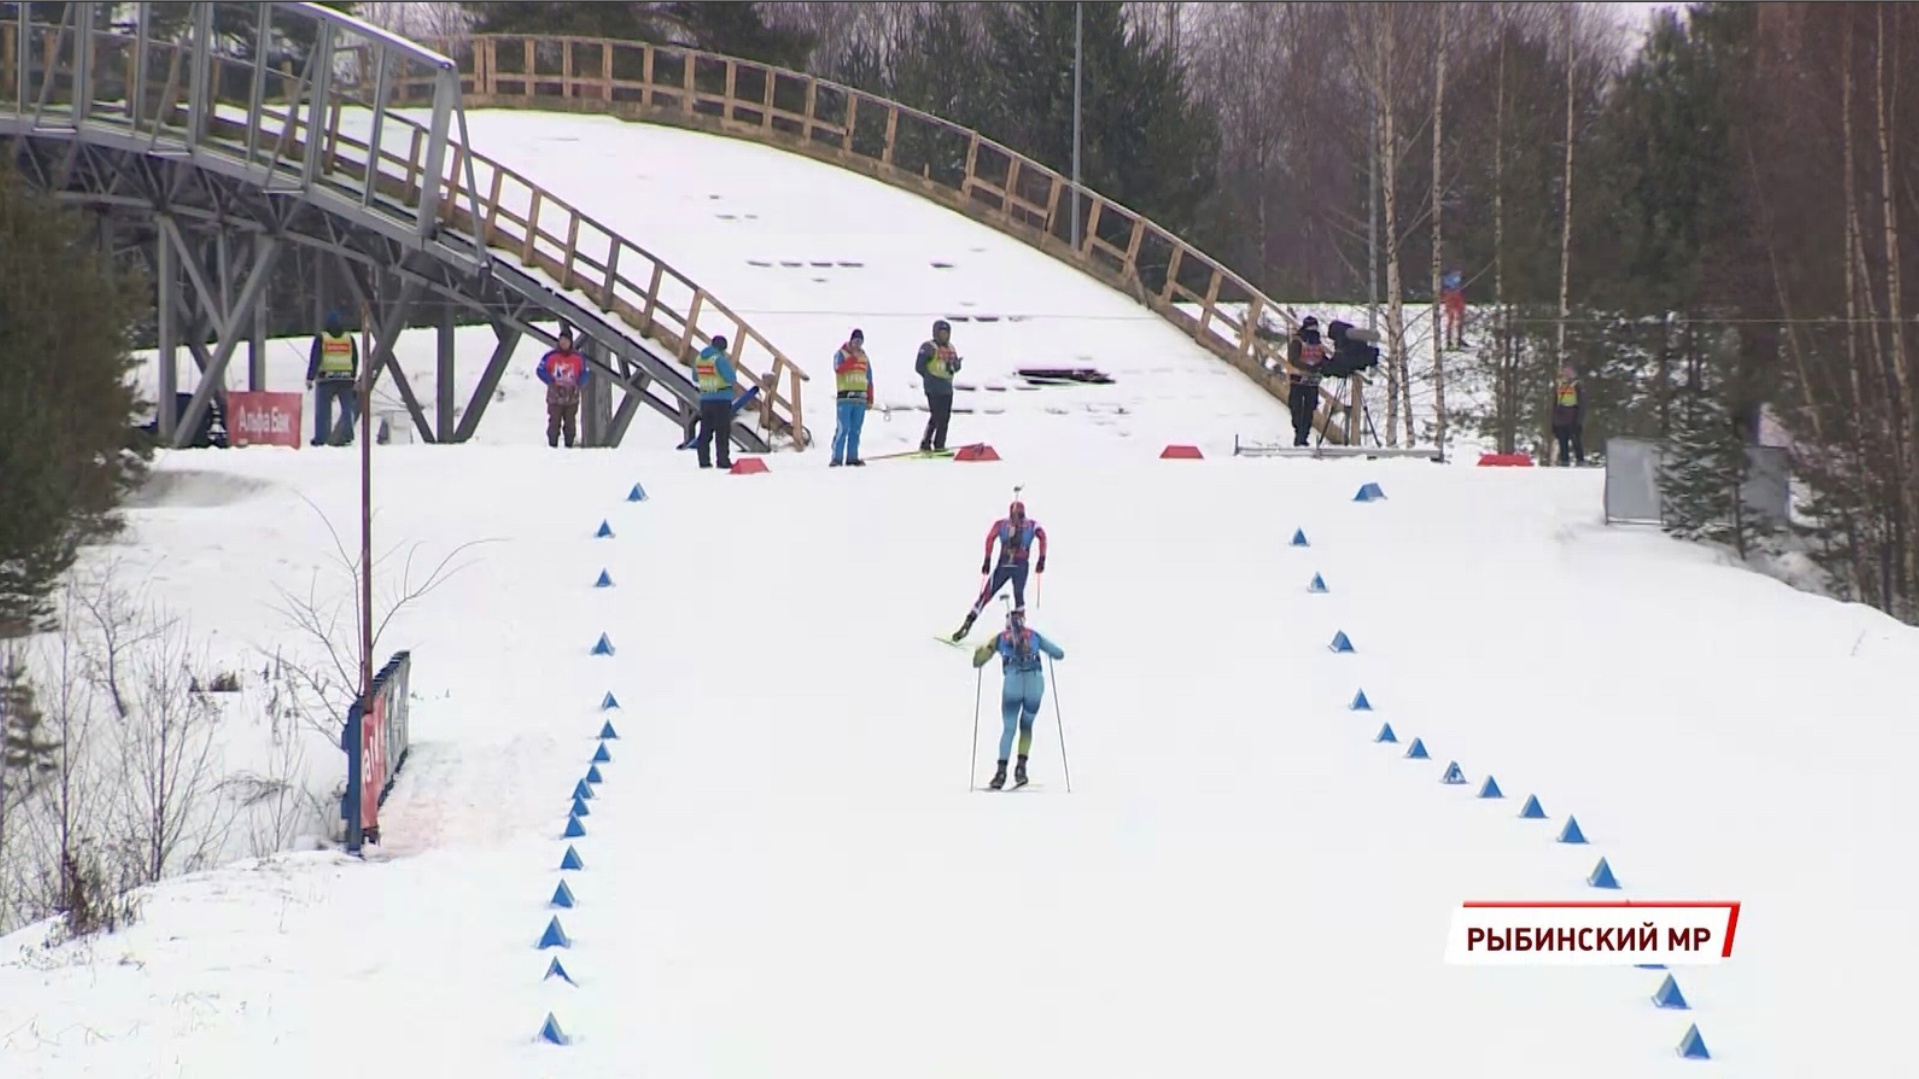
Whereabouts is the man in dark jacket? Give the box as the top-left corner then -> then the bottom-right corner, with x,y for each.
1551,364 -> 1585,466
915,319 -> 963,452
304,309 -> 359,446
1284,316 -> 1328,447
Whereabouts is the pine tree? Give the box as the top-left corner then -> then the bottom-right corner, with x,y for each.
0,644 -> 57,911
0,166 -> 151,636
1659,331 -> 1773,557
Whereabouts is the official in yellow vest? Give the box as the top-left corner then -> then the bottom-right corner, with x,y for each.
831,328 -> 873,467
914,319 -> 963,453
689,334 -> 739,470
1550,364 -> 1585,466
304,309 -> 360,446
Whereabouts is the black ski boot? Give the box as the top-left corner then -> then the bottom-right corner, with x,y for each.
1014,756 -> 1029,788
988,761 -> 1008,790
951,613 -> 975,642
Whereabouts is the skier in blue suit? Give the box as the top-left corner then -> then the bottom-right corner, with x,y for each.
970,606 -> 1065,790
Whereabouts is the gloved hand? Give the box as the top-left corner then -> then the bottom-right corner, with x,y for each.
980,559 -> 991,575
1036,556 -> 1046,574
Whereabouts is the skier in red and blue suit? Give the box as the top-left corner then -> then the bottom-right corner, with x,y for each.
950,498 -> 1047,641
970,606 -> 1065,790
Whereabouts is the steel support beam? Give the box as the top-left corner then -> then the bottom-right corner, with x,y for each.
156,214 -> 178,439
300,24 -> 333,190
173,236 -> 284,446
185,3 -> 213,148
71,3 -> 93,126
436,302 -> 456,440
333,256 -> 435,443
452,323 -> 521,443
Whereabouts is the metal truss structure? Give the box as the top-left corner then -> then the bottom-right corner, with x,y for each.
1,2 -> 811,451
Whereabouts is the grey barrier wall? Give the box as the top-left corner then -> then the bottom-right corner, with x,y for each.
1604,437 -> 1667,525
1603,436 -> 1790,528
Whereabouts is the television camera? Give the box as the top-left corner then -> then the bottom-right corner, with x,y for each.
1320,320 -> 1382,379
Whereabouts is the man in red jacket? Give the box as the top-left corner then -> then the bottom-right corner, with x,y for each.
537,328 -> 590,448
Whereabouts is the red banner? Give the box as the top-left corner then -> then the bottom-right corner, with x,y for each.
362,692 -> 387,833
227,391 -> 304,448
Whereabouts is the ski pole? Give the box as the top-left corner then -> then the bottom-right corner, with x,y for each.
1047,656 -> 1073,794
969,664 -> 983,791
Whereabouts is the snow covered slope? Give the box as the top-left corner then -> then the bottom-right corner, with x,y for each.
393,109 -> 1293,459
4,112 -> 1914,1079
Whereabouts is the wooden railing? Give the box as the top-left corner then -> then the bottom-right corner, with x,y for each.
0,21 -> 812,449
401,34 -> 1355,443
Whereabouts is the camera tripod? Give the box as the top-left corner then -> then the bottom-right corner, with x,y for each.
1314,374 -> 1384,450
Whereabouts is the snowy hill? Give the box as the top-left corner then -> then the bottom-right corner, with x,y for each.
3,109 -> 1916,1079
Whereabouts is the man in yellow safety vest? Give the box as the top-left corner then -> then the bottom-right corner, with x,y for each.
1550,364 -> 1585,466
304,309 -> 359,446
830,328 -> 873,467
689,333 -> 739,470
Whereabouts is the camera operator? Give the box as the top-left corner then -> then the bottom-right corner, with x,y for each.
1285,316 -> 1329,447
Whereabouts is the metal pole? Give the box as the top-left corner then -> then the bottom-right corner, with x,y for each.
359,296 -> 375,741
1070,1 -> 1082,252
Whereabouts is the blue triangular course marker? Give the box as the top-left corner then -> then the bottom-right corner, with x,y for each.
1350,689 -> 1372,711
573,779 -> 594,802
594,569 -> 614,588
559,845 -> 585,870
551,880 -> 576,909
1308,573 -> 1329,593
627,482 -> 648,502
1374,722 -> 1397,744
538,915 -> 571,949
1354,482 -> 1386,502
1440,761 -> 1466,784
1519,794 -> 1547,819
601,691 -> 620,710
1558,816 -> 1588,844
1588,857 -> 1620,889
592,742 -> 613,764
1676,1024 -> 1710,1060
570,795 -> 590,818
1328,630 -> 1355,653
544,956 -> 577,986
1290,528 -> 1309,547
591,633 -> 615,656
563,814 -> 586,838
599,720 -> 619,740
586,764 -> 604,784
538,1012 -> 570,1045
1652,974 -> 1689,1010
595,519 -> 614,538
1478,775 -> 1503,799
1405,737 -> 1429,760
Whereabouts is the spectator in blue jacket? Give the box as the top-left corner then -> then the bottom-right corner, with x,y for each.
690,334 -> 739,469
970,606 -> 1066,790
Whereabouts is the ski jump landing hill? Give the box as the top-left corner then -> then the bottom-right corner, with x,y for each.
3,16 -> 1918,1079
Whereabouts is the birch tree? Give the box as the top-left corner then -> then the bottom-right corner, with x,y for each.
1872,4 -> 1916,605
1430,1 -> 1450,452
1554,1 -> 1577,454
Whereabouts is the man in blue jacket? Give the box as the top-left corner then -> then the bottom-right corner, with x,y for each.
971,606 -> 1065,790
690,333 -> 739,469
